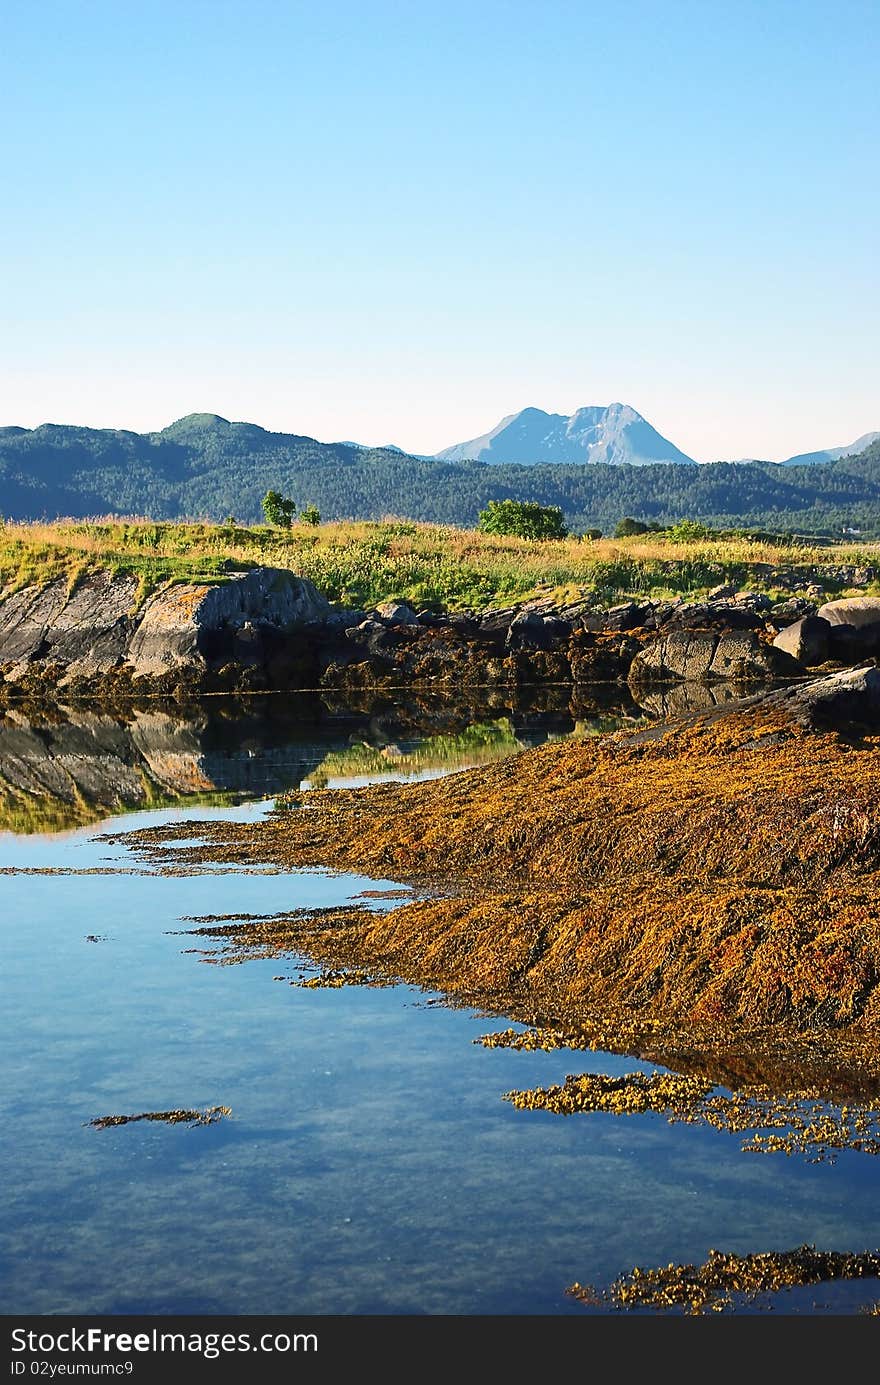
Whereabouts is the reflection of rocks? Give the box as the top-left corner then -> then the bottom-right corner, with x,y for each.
0,710 -> 146,809
128,712 -> 216,795
0,689 -> 652,833
634,681 -> 746,721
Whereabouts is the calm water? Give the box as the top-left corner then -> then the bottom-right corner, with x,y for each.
2,694 -> 880,1315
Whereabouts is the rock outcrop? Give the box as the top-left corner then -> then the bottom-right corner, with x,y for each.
0,573 -> 139,681
0,568 -> 330,693
125,569 -> 329,679
1,565 -> 877,698
628,630 -> 799,686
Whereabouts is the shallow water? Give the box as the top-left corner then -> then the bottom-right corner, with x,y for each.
2,698 -> 880,1315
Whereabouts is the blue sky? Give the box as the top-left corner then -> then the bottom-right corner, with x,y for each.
1,0 -> 877,460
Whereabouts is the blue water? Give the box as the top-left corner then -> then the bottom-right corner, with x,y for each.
2,791 -> 880,1313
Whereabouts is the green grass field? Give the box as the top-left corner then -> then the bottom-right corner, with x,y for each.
1,517 -> 877,611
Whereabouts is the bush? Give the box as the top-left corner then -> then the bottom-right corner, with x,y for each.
614,517 -> 651,537
668,519 -> 713,543
300,504 -> 321,527
477,499 -> 567,540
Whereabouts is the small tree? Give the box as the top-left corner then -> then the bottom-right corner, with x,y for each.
261,489 -> 296,528
300,503 -> 321,527
477,499 -> 567,540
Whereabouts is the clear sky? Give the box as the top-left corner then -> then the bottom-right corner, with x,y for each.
1,0 -> 877,461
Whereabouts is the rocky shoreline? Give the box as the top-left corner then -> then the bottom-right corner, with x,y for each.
118,667 -> 880,1081
4,564 -> 880,698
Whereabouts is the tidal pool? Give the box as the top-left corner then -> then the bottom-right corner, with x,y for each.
2,700 -> 880,1315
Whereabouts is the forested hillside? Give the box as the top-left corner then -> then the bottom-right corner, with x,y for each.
2,414 -> 880,535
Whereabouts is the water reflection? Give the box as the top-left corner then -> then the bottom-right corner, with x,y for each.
0,687 -> 658,835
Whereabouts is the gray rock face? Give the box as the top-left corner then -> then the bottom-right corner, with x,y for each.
121,569 -> 330,678
0,567 -> 330,687
629,630 -> 800,685
772,616 -> 831,666
817,597 -> 880,628
0,573 -> 138,683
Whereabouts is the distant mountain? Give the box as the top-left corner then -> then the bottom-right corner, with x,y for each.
435,403 -> 696,466
781,431 -> 880,466
3,412 -> 880,536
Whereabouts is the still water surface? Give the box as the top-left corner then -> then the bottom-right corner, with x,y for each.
1,694 -> 879,1314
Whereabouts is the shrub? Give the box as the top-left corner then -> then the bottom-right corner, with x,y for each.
477,499 -> 567,540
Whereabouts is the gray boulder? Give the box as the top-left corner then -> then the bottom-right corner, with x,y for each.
629,629 -> 800,685
374,600 -> 419,626
749,666 -> 880,730
580,601 -> 650,632
126,569 -> 330,678
772,616 -> 830,666
817,597 -> 880,627
505,611 -> 572,651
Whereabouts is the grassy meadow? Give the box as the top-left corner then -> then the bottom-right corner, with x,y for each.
0,516 -> 878,611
